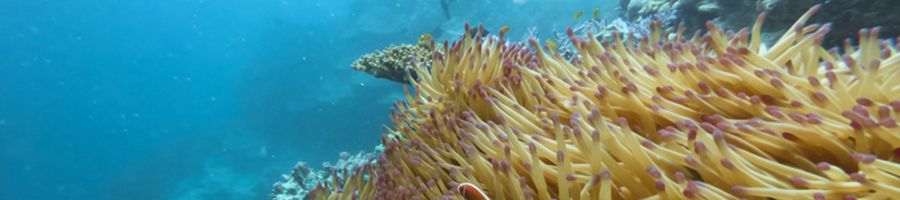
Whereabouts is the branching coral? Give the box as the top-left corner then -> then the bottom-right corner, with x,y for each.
307,5 -> 900,200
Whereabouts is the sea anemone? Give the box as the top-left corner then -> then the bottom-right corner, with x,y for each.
307,5 -> 899,200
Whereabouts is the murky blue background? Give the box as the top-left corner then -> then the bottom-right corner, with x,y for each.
0,0 -> 611,199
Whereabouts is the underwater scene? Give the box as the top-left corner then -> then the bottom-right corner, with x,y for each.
2,0 -> 899,199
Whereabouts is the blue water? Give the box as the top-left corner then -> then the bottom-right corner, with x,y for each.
0,1 -> 611,199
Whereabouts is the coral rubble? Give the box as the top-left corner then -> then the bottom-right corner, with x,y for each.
286,5 -> 900,200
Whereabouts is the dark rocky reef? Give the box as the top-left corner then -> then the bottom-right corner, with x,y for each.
620,0 -> 900,47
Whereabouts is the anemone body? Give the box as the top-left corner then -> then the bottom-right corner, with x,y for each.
311,6 -> 900,200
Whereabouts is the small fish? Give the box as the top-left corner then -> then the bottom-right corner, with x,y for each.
573,10 -> 583,21
418,33 -> 432,44
546,39 -> 558,50
418,33 -> 433,49
498,25 -> 510,38
592,8 -> 601,20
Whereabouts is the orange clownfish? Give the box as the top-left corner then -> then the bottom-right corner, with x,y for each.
457,182 -> 489,200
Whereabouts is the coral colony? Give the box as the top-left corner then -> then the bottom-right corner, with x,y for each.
280,5 -> 900,200
351,42 -> 434,84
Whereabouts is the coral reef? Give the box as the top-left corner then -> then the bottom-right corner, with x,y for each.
289,5 -> 900,200
350,40 -> 434,84
271,148 -> 380,200
619,0 -> 900,46
351,30 -> 480,84
354,10 -> 679,83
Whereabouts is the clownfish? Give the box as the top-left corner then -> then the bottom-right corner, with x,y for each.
457,182 -> 489,200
